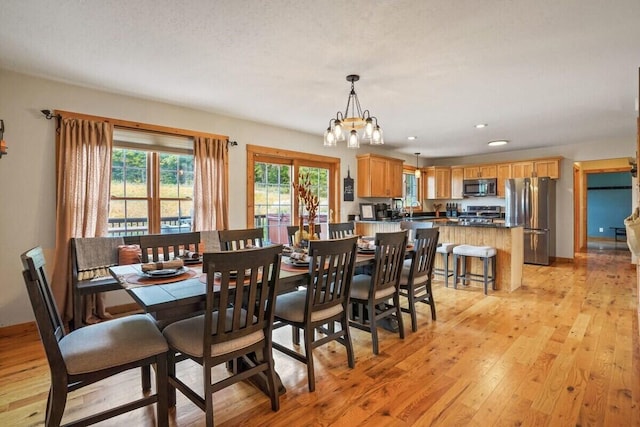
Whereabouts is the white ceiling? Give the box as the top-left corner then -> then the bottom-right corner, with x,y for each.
1,0 -> 639,159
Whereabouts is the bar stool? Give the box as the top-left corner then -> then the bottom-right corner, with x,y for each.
453,245 -> 497,295
433,243 -> 458,287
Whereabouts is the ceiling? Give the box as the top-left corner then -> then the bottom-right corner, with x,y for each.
1,0 -> 639,159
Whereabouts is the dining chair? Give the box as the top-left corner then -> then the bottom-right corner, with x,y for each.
162,245 -> 283,427
272,236 -> 358,392
286,224 -> 321,245
328,222 -> 356,239
20,247 -> 169,427
217,227 -> 264,250
349,230 -> 407,355
398,227 -> 440,332
138,231 -> 201,262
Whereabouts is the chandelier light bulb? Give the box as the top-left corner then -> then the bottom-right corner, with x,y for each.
347,129 -> 360,148
363,117 -> 374,138
371,126 -> 383,145
324,128 -> 336,146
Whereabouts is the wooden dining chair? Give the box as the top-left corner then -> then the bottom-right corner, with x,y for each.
20,247 -> 169,427
349,230 -> 408,355
328,222 -> 356,239
162,245 -> 283,427
217,228 -> 264,250
138,231 -> 201,262
398,227 -> 440,332
273,236 -> 358,392
286,224 -> 321,245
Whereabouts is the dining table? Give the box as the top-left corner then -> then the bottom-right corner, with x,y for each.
108,247 -> 409,397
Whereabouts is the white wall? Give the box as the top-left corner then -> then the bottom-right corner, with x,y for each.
1,68 -> 635,327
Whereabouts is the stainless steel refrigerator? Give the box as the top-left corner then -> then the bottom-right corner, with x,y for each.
504,177 -> 556,265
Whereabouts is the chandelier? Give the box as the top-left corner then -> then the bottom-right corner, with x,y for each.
323,74 -> 383,148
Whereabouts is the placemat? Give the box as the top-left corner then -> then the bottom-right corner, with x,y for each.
123,269 -> 198,287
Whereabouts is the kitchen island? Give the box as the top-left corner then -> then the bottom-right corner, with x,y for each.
355,219 -> 524,292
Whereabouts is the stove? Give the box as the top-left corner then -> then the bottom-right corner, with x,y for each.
458,205 -> 501,225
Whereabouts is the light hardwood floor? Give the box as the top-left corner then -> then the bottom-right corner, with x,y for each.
1,247 -> 638,426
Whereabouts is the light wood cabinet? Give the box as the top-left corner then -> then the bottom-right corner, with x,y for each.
463,164 -> 497,179
357,153 -> 404,197
511,158 -> 561,179
496,163 -> 512,197
450,166 -> 464,199
425,166 -> 451,199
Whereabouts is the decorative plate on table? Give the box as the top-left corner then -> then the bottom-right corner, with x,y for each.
357,248 -> 376,254
214,269 -> 251,280
286,258 -> 309,267
178,256 -> 202,265
143,266 -> 188,278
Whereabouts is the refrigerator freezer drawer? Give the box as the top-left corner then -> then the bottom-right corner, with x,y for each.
524,229 -> 550,265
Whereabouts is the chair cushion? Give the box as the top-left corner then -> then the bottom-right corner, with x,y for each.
163,309 -> 264,358
436,242 -> 457,254
350,274 -> 396,301
453,245 -> 497,258
275,290 -> 343,323
59,314 -> 168,375
398,259 -> 428,287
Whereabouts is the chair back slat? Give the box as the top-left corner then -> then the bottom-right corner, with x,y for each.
371,231 -> 408,297
307,237 -> 358,315
411,228 -> 440,282
217,228 -> 264,251
202,245 -> 282,354
138,232 -> 201,262
21,247 -> 66,370
328,222 -> 356,239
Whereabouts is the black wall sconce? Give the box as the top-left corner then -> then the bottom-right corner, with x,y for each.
0,120 -> 7,158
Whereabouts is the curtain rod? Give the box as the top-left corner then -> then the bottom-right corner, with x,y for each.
41,109 -> 232,143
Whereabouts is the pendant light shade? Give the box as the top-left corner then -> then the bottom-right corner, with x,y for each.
414,152 -> 421,178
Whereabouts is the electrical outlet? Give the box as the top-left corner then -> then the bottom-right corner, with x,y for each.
599,227 -> 604,232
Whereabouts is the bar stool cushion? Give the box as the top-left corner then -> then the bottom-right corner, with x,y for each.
453,245 -> 497,258
436,242 -> 457,253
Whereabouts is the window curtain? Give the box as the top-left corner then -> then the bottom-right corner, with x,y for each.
51,118 -> 113,322
193,137 -> 229,231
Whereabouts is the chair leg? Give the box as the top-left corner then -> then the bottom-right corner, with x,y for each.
142,365 -> 151,391
408,285 -> 418,333
303,327 -> 316,392
204,361 -> 214,427
443,252 -> 450,287
427,282 -> 437,320
46,378 -> 67,427
342,315 -> 355,368
492,256 -> 497,290
483,257 -> 489,295
453,254 -> 459,289
167,352 -> 177,407
369,300 -> 380,355
394,293 -> 405,339
292,326 -> 300,345
156,356 -> 169,427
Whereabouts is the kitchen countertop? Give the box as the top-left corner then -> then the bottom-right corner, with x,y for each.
355,218 -> 521,228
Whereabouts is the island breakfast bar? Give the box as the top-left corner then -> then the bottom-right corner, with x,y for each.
356,220 -> 524,292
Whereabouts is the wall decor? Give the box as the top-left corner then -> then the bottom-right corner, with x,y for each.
343,168 -> 354,201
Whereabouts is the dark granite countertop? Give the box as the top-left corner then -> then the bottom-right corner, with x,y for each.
355,218 -> 521,229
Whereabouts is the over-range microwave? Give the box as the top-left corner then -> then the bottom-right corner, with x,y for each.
463,178 -> 497,197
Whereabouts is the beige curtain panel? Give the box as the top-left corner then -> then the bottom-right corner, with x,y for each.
193,137 -> 229,231
51,118 -> 113,322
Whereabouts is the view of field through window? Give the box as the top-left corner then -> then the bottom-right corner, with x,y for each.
109,147 -> 194,235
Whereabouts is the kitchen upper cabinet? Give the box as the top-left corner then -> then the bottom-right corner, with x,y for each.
496,163 -> 511,197
511,158 -> 561,179
357,153 -> 404,197
424,166 -> 451,199
450,166 -> 464,199
463,164 -> 497,179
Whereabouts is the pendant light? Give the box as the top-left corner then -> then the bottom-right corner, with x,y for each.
414,153 -> 421,179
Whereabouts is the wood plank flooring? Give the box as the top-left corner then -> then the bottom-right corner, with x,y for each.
1,247 -> 638,426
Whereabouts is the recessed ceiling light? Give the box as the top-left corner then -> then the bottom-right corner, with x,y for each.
475,123 -> 488,129
407,136 -> 417,140
488,140 -> 508,146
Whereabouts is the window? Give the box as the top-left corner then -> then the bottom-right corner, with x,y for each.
109,130 -> 194,236
403,171 -> 421,210
247,145 -> 340,244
